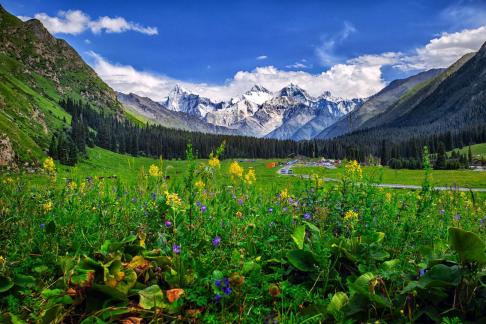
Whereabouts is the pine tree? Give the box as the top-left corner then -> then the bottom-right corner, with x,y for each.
435,142 -> 447,169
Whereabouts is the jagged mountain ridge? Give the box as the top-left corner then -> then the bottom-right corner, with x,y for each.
152,83 -> 364,139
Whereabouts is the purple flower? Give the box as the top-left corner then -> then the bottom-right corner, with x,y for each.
238,199 -> 244,205
288,198 -> 294,204
151,192 -> 157,201
268,208 -> 273,213
303,213 -> 312,220
224,277 -> 230,287
419,269 -> 426,277
131,197 -> 137,203
454,214 -> 461,221
40,223 -> 45,229
480,219 -> 484,225
201,205 -> 207,213
196,201 -> 201,207
212,236 -> 221,247
165,220 -> 172,228
214,293 -> 222,302
439,209 -> 445,215
283,207 -> 288,212
215,279 -> 222,288
172,244 -> 181,254
224,286 -> 231,295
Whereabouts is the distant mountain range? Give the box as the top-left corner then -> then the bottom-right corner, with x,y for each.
118,83 -> 364,140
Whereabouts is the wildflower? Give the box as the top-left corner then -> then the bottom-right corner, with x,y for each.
172,244 -> 181,254
212,236 -> 221,247
419,269 -> 426,277
149,164 -> 162,177
385,192 -> 392,203
195,180 -> 205,190
238,199 -> 244,206
439,209 -> 445,215
344,160 -> 362,179
67,181 -> 77,190
224,286 -> 231,295
268,284 -> 281,297
229,161 -> 244,178
43,157 -> 55,173
40,223 -> 45,229
454,214 -> 461,221
235,211 -> 243,218
280,189 -> 289,200
303,213 -> 312,220
131,197 -> 137,203
165,220 -> 172,228
215,279 -> 222,288
0,256 -> 5,264
244,168 -> 256,184
283,207 -> 288,212
214,293 -> 222,302
268,208 -> 273,213
196,201 -> 201,207
4,177 -> 14,184
208,154 -> 220,168
344,210 -> 359,221
201,205 -> 207,213
43,200 -> 53,213
165,191 -> 182,208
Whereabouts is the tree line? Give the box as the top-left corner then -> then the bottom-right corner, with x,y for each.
52,98 -> 486,167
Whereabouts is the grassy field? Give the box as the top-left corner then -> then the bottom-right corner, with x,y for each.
449,143 -> 486,159
1,149 -> 486,322
293,164 -> 486,188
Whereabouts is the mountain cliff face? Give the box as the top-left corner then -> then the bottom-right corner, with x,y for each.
315,68 -> 443,139
155,83 -> 363,139
0,5 -> 122,163
117,92 -> 239,135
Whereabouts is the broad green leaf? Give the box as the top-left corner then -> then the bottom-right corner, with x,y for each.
242,261 -> 260,274
14,274 -> 36,289
286,250 -> 317,272
291,225 -> 306,249
327,292 -> 348,319
138,285 -> 165,310
381,259 -> 400,270
348,273 -> 391,308
448,227 -> 486,264
0,275 -> 14,293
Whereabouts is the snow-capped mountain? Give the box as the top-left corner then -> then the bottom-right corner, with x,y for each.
163,84 -> 224,118
142,83 -> 365,139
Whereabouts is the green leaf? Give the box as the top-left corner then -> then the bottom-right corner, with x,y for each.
14,274 -> 36,289
291,225 -> 306,249
381,259 -> 400,270
287,250 -> 317,272
138,285 -> 166,310
327,292 -> 348,319
242,261 -> 261,274
348,273 -> 391,308
0,275 -> 14,293
448,227 -> 486,264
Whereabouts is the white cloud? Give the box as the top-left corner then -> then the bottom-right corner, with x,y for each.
88,25 -> 486,102
315,21 -> 356,66
17,9 -> 157,35
441,3 -> 486,29
285,62 -> 308,69
256,55 -> 268,60
88,51 -> 385,101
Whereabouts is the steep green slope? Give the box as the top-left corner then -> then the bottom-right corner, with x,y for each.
0,5 -> 122,164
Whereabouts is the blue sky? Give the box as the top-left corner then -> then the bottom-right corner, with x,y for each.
4,0 -> 486,100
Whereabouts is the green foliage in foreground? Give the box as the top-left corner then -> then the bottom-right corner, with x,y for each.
0,153 -> 485,323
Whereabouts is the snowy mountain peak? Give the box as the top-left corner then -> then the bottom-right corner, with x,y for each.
247,84 -> 271,94
278,84 -> 312,102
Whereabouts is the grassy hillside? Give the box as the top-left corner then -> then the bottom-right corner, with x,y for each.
449,143 -> 486,159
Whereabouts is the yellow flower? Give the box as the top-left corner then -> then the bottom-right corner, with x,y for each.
385,192 -> 392,203
235,211 -> 243,218
344,160 -> 362,179
0,255 -> 5,264
344,210 -> 358,220
43,200 -> 53,213
208,156 -> 220,168
244,168 -> 256,184
149,164 -> 162,177
67,181 -> 77,190
195,180 -> 205,190
43,157 -> 55,173
165,191 -> 182,208
79,181 -> 86,193
280,189 -> 289,200
229,161 -> 244,178
3,177 -> 14,184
